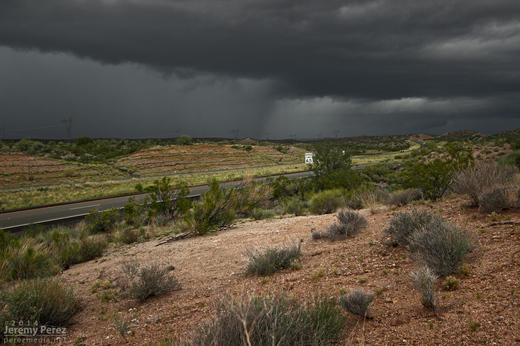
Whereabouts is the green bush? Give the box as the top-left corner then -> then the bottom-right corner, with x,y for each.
177,135 -> 193,145
143,177 -> 191,219
499,149 -> 520,169
1,243 -> 58,281
315,169 -> 365,191
185,179 -> 236,234
245,243 -> 301,276
118,228 -> 139,245
75,233 -> 108,263
309,189 -> 344,214
408,218 -> 474,277
48,229 -> 107,268
411,266 -> 437,310
402,142 -> 474,201
384,209 -> 437,247
85,208 -> 120,234
119,261 -> 181,301
309,141 -> 352,179
248,208 -> 277,220
0,278 -> 81,327
180,294 -> 346,346
282,197 -> 309,216
339,289 -> 374,317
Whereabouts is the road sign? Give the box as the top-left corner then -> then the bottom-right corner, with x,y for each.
305,153 -> 313,164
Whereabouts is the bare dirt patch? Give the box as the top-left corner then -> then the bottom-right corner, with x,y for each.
60,196 -> 520,345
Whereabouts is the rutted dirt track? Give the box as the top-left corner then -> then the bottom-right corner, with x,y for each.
61,196 -> 520,345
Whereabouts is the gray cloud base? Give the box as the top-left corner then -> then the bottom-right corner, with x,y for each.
1,0 -> 519,138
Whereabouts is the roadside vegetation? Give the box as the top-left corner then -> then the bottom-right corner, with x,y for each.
1,130 -> 520,343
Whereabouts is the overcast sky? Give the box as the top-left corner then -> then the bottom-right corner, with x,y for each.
1,0 -> 520,140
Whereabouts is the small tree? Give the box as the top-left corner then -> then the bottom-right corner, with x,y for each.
309,141 -> 360,191
144,177 -> 191,219
177,135 -> 193,145
402,142 -> 473,201
309,141 -> 352,179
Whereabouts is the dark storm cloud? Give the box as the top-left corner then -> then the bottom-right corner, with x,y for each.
2,0 -> 520,100
1,0 -> 520,139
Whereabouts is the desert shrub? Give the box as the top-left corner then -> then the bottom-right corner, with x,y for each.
282,197 -> 309,216
315,169 -> 365,191
248,208 -> 277,220
387,189 -> 423,207
411,266 -> 437,310
1,243 -> 58,281
118,228 -> 139,244
408,218 -> 474,277
384,209 -> 437,247
119,261 -> 181,301
452,162 -> 518,206
177,135 -> 193,145
123,197 -> 142,225
180,294 -> 346,346
499,149 -> 520,169
1,278 -> 81,327
444,276 -> 460,291
478,187 -> 514,214
402,142 -> 474,201
85,208 -> 120,234
185,179 -> 236,234
309,189 -> 344,214
75,233 -> 108,263
143,177 -> 191,219
339,289 -> 374,317
317,209 -> 367,241
269,175 -> 300,199
229,180 -> 272,217
47,229 -> 106,268
245,243 -> 301,276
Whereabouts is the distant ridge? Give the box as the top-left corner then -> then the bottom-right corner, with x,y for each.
494,128 -> 520,137
439,130 -> 487,137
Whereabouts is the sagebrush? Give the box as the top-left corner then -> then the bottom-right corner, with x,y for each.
245,243 -> 301,276
119,261 -> 181,301
179,294 -> 346,345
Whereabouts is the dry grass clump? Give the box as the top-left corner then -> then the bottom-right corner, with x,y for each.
387,189 -> 423,207
452,162 -> 518,207
478,186 -> 515,213
245,243 -> 301,276
312,209 -> 367,241
339,289 -> 374,317
118,261 -> 181,301
411,266 -> 438,310
179,294 -> 346,346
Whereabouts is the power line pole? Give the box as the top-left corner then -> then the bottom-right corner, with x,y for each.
62,117 -> 74,139
231,129 -> 239,139
290,134 -> 296,141
333,130 -> 339,139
